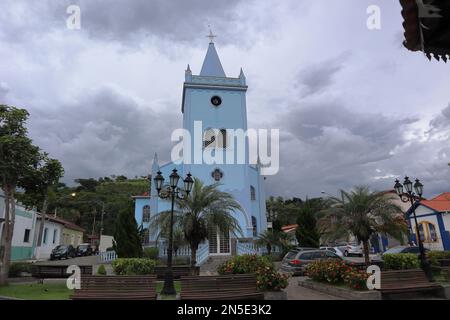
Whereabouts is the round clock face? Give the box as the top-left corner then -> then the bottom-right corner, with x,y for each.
211,96 -> 222,107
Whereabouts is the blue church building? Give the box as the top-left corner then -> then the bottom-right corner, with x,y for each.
134,37 -> 268,259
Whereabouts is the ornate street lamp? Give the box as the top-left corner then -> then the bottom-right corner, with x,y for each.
394,177 -> 433,281
154,169 -> 194,295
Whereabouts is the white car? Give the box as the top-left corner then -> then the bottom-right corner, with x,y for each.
320,246 -> 344,257
336,242 -> 363,257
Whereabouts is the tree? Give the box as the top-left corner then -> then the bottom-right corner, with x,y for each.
113,203 -> 142,258
0,105 -> 41,285
150,179 -> 242,270
256,229 -> 293,255
318,186 -> 407,265
295,200 -> 320,248
19,157 -> 64,253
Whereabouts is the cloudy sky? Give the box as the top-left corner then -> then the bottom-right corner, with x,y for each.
0,0 -> 449,199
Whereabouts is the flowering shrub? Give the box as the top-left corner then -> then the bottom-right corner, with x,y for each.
256,267 -> 289,291
217,254 -> 289,291
306,260 -> 369,291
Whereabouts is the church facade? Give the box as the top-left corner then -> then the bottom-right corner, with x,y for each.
134,39 -> 268,256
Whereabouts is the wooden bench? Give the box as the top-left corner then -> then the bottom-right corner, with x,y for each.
71,275 -> 157,300
154,266 -> 199,279
31,265 -> 93,279
180,274 -> 264,300
379,269 -> 440,295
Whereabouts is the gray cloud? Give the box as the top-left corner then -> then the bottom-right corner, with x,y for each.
0,0 -> 254,46
297,54 -> 347,96
27,86 -> 181,183
0,82 -> 9,101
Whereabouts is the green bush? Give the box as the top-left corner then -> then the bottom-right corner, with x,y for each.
427,251 -> 450,266
217,254 -> 288,291
8,262 -> 32,277
97,264 -> 107,275
112,258 -> 156,275
383,253 -> 420,270
143,247 -> 159,260
217,254 -> 273,275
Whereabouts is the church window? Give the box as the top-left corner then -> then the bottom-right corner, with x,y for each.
204,129 -> 217,148
250,186 -> 256,201
211,96 -> 222,107
142,205 -> 151,223
218,129 -> 227,148
252,216 -> 257,237
211,168 -> 223,182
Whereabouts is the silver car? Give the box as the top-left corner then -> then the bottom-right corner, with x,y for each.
281,249 -> 343,276
336,242 -> 363,257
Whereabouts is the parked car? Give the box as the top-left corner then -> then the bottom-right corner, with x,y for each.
382,246 -> 430,257
50,245 -> 76,260
336,242 -> 363,257
320,246 -> 344,257
281,249 -> 343,276
76,243 -> 93,257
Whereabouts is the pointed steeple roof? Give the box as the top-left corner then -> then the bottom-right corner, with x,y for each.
200,42 -> 226,77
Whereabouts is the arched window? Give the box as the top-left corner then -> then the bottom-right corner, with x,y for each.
203,129 -> 227,149
252,216 -> 257,237
416,221 -> 438,243
250,186 -> 256,201
204,129 -> 217,149
218,129 -> 227,148
142,205 -> 151,223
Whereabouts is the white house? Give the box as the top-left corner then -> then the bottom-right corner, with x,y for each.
407,192 -> 450,251
33,214 -> 64,260
0,193 -> 38,261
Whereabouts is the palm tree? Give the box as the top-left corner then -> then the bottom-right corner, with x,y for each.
150,179 -> 242,269
256,230 -> 293,256
318,186 -> 407,265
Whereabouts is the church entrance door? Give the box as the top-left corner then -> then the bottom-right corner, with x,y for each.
209,227 -> 230,255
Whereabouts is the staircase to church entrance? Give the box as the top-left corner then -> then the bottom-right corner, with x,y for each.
199,255 -> 230,276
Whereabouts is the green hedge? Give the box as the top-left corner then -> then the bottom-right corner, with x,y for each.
97,265 -> 107,275
112,258 -> 156,275
427,251 -> 450,266
8,262 -> 32,277
143,247 -> 159,260
383,253 -> 420,270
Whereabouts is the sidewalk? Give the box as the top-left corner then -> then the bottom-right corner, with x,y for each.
286,277 -> 343,300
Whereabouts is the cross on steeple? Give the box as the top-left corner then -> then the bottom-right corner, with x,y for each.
207,27 -> 217,43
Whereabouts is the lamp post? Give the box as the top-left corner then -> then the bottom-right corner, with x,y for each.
393,177 -> 433,281
154,168 -> 194,295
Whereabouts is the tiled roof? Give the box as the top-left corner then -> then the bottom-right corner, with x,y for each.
420,192 -> 450,212
37,213 -> 85,232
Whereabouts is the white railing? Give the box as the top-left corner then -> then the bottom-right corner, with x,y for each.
237,241 -> 258,255
157,244 -> 192,257
98,251 -> 117,263
195,242 -> 209,266
237,240 -> 281,256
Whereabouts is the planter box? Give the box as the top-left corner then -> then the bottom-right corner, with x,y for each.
298,278 -> 381,300
264,290 -> 287,300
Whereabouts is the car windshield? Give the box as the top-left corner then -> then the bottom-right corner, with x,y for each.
56,246 -> 67,251
384,247 -> 406,254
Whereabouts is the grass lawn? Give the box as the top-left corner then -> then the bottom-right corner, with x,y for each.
0,280 -> 182,300
156,280 -> 181,300
0,282 -> 71,300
